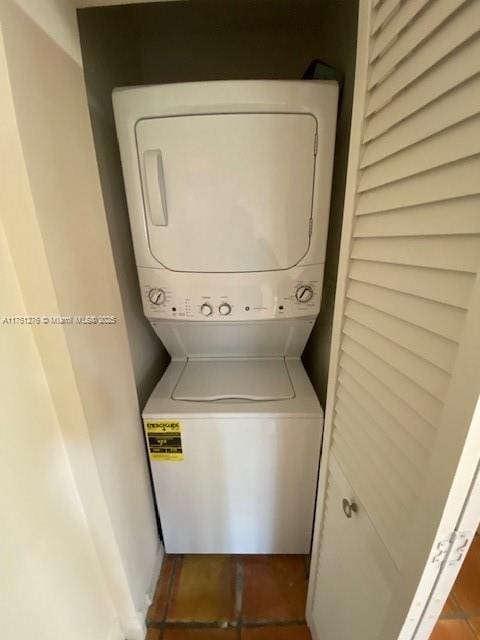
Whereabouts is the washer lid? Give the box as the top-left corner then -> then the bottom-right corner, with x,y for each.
136,112 -> 317,273
172,358 -> 295,401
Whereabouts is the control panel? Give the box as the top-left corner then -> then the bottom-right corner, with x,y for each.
138,264 -> 324,321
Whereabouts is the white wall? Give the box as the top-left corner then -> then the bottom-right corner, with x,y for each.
14,0 -> 82,63
0,1 -> 161,637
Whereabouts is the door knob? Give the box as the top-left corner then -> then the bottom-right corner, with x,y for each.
342,498 -> 358,519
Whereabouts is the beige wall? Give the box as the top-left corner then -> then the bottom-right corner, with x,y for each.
0,216 -> 121,640
0,1 -> 161,637
77,0 -> 358,407
77,8 -> 168,409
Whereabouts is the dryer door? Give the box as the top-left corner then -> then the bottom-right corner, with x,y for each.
135,113 -> 317,273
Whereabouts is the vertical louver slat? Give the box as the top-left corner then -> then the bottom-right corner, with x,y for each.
369,0 -> 467,84
353,195 -> 480,235
335,395 -> 421,494
322,12 -> 480,573
370,0 -> 432,61
333,411 -> 419,518
337,368 -> 428,470
343,299 -> 458,373
356,155 -> 480,213
359,114 -> 480,190
367,1 -> 480,115
335,390 -> 422,496
342,318 -> 450,400
364,36 -> 480,141
347,280 -> 467,341
361,76 -> 480,166
371,0 -> 402,36
348,260 -> 476,308
351,235 -> 480,272
340,343 -> 440,433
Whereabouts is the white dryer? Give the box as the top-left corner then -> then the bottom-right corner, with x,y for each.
113,80 -> 338,553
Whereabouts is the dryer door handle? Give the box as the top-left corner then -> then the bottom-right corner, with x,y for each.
143,150 -> 168,226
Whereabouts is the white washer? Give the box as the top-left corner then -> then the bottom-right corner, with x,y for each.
113,80 -> 338,554
143,358 -> 323,554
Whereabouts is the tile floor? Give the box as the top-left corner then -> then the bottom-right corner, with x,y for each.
146,536 -> 480,640
429,534 -> 480,640
146,555 -> 311,640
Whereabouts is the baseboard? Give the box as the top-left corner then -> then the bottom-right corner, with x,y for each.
117,541 -> 165,640
145,540 -> 165,608
107,618 -> 124,640
306,608 -> 319,640
123,615 -> 146,640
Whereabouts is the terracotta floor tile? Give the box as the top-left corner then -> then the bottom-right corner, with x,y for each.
163,629 -> 237,639
441,594 -> 462,617
241,625 -> 311,639
167,555 -> 236,622
468,618 -> 480,638
429,619 -> 476,640
148,555 -> 177,623
242,556 -> 308,622
453,536 -> 480,613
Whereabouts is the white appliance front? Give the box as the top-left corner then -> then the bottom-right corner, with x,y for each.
113,81 -> 337,553
113,81 -> 338,357
113,80 -> 338,276
143,359 -> 323,554
151,415 -> 321,554
136,112 -> 316,273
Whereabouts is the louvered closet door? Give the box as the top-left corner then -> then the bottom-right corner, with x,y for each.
307,2 -> 480,640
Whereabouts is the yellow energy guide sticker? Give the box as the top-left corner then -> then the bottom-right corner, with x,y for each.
144,420 -> 184,461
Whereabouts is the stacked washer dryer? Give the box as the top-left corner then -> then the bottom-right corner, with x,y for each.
113,80 -> 338,554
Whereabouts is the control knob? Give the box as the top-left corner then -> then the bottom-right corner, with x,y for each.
148,288 -> 166,305
295,285 -> 314,303
200,303 -> 213,317
219,303 -> 232,316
